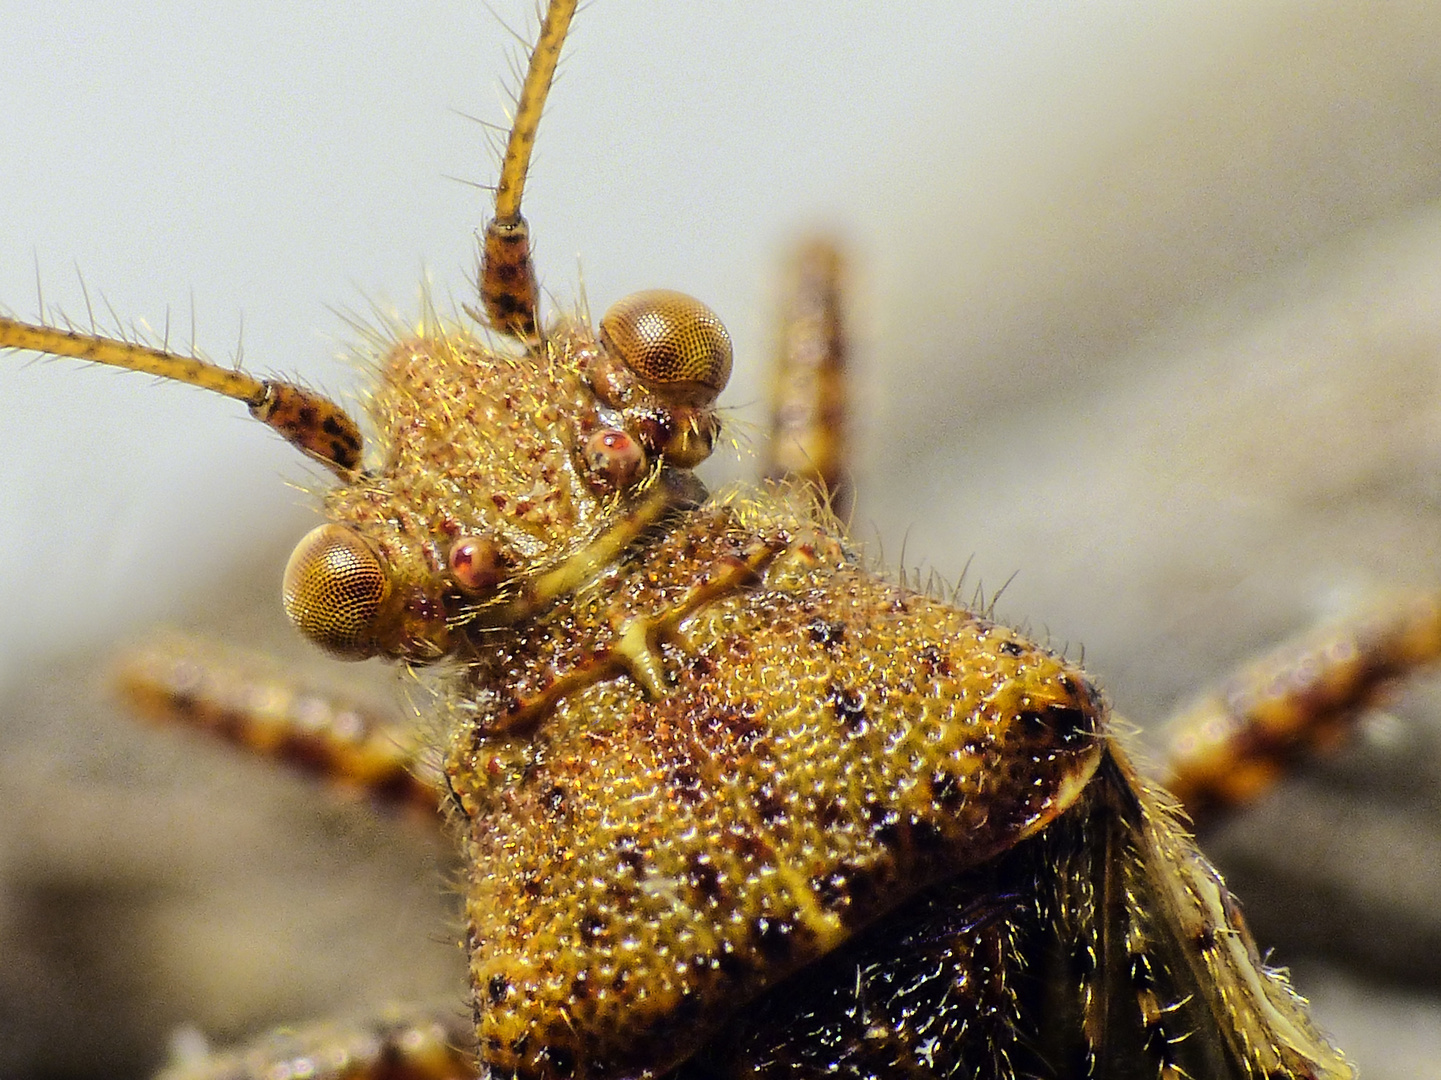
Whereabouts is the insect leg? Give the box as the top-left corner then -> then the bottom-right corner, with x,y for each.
115,635 -> 445,816
763,238 -> 851,520
155,1001 -> 475,1080
1158,591 -> 1441,827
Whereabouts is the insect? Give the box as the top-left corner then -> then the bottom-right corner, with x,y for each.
2,2 -> 1441,1078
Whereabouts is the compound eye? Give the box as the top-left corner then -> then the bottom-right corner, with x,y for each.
282,524 -> 388,659
599,289 -> 732,406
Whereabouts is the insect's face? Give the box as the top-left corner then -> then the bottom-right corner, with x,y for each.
0,1 -> 938,681
277,291 -> 731,662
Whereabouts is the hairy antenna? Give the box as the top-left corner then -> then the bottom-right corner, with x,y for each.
0,0 -> 586,472
0,316 -> 362,476
477,0 -> 577,343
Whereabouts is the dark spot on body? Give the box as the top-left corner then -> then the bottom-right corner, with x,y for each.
487,974 -> 510,1003
634,412 -> 674,454
828,684 -> 868,731
932,770 -> 964,811
671,765 -> 703,802
1141,1021 -> 1171,1062
807,618 -> 846,647
730,830 -> 769,863
616,837 -> 645,873
846,869 -> 877,911
813,871 -> 850,911
1019,704 -> 1094,747
754,917 -> 795,960
703,703 -> 764,747
1049,705 -> 1095,746
1194,923 -> 1217,952
368,769 -> 418,805
545,785 -> 567,813
754,788 -> 786,824
999,639 -> 1024,657
489,293 -> 528,317
917,644 -> 953,677
688,855 -> 721,900
866,805 -> 901,848
545,1045 -> 576,1077
404,591 -> 445,623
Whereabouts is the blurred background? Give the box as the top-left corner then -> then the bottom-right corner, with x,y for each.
3,1 -> 1441,1076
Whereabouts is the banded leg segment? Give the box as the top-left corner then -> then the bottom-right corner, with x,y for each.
1160,592 -> 1441,825
157,1002 -> 475,1080
763,239 -> 851,520
115,635 -> 445,815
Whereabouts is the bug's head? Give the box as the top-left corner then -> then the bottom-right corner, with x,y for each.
279,287 -> 733,664
0,0 -> 730,669
279,0 -> 733,665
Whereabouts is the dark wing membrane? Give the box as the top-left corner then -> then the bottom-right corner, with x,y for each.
677,742 -> 1351,1080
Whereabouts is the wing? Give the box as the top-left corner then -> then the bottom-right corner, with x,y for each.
1055,745 -> 1355,1080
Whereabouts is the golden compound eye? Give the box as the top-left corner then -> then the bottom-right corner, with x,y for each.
282,524 -> 388,659
448,535 -> 507,594
583,427 -> 647,492
599,289 -> 733,406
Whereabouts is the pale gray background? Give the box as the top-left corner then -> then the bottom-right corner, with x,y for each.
3,2 -> 1441,1078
